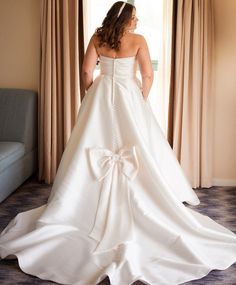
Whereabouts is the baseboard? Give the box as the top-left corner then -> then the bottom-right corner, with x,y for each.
212,178 -> 236,187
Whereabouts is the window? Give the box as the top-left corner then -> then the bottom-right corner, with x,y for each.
83,0 -> 167,133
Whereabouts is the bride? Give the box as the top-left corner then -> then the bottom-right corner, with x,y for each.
1,2 -> 236,285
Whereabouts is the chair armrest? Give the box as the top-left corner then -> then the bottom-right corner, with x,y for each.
0,88 -> 38,152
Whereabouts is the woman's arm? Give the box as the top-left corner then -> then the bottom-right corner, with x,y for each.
82,34 -> 98,99
136,35 -> 154,101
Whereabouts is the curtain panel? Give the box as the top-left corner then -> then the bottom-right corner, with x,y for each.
39,0 -> 85,183
167,0 -> 215,188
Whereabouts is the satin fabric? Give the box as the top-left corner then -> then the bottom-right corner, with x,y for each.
0,55 -> 236,285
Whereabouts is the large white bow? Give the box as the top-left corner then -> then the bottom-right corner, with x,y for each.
88,145 -> 139,182
87,145 -> 139,253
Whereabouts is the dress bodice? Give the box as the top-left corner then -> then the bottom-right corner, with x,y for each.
99,55 -> 138,78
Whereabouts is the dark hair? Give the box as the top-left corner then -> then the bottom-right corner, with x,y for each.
95,1 -> 135,51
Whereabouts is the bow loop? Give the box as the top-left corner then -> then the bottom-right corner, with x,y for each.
88,146 -> 139,181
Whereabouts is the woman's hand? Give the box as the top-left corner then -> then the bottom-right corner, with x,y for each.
85,82 -> 93,92
141,89 -> 148,101
143,94 -> 148,102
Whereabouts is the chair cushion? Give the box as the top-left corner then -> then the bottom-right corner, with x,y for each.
0,142 -> 25,173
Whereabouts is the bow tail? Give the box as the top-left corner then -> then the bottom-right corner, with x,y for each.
88,171 -> 113,242
89,165 -> 134,254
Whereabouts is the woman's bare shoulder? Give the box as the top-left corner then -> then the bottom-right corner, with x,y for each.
90,33 -> 99,44
132,33 -> 144,38
133,33 -> 147,42
128,33 -> 147,46
88,33 -> 101,52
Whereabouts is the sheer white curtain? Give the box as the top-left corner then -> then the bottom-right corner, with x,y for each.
82,0 -> 91,48
82,0 -> 115,48
156,0 -> 173,137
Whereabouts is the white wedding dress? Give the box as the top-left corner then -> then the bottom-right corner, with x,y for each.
0,55 -> 236,285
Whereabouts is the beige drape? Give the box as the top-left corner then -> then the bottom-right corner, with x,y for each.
39,0 -> 84,183
167,0 -> 215,188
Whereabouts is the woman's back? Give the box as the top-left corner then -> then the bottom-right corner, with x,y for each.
93,32 -> 141,59
83,31 -> 153,101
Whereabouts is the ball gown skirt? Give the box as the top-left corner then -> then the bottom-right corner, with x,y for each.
0,55 -> 236,285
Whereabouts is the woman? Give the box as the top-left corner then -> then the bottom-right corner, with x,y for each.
82,1 -> 153,102
0,2 -> 236,285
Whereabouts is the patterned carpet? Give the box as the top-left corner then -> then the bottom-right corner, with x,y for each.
0,173 -> 236,285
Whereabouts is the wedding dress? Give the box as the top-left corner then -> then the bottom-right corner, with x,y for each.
0,55 -> 236,285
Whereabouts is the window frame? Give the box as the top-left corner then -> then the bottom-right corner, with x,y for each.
127,0 -> 158,71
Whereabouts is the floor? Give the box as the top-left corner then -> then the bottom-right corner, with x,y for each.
0,174 -> 236,285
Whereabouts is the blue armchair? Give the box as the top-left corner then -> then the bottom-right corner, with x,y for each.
0,88 -> 38,202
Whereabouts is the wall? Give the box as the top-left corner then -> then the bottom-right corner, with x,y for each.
213,0 -> 236,185
0,0 -> 40,91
